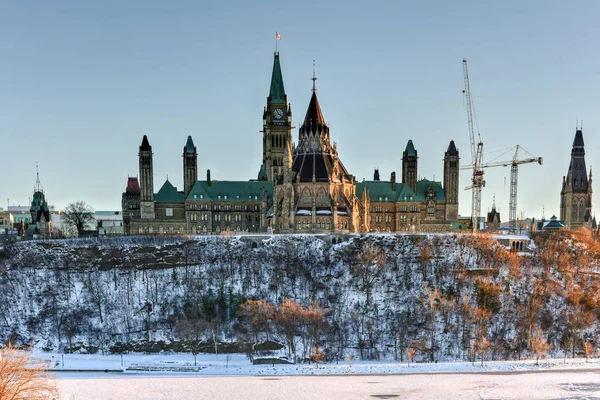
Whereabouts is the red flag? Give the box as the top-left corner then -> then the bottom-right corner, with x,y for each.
276,32 -> 281,40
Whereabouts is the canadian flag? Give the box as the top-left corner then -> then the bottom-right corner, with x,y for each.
276,32 -> 281,40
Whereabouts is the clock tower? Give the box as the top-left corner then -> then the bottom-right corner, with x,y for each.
262,51 -> 293,182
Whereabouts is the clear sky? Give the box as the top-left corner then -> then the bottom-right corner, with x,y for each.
2,0 -> 599,221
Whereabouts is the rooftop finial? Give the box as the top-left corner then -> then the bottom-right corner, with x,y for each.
311,60 -> 317,93
35,162 -> 42,192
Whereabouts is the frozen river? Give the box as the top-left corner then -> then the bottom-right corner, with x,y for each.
58,369 -> 600,399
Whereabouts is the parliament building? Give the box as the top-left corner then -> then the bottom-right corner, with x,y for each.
122,52 -> 460,235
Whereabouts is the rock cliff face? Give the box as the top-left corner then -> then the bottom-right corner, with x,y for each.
1,232 -> 599,362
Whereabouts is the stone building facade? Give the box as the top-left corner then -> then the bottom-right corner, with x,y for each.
122,51 -> 460,235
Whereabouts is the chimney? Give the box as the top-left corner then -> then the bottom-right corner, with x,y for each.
207,169 -> 212,186
391,172 -> 396,191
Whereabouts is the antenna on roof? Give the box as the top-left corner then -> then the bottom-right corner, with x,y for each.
35,162 -> 42,192
311,60 -> 317,93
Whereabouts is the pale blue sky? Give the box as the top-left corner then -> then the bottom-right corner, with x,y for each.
1,1 -> 599,220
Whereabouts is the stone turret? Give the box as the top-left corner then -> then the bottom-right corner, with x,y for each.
139,135 -> 155,219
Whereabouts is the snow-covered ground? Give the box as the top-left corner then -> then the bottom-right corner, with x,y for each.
43,352 -> 600,398
56,368 -> 600,400
41,351 -> 600,376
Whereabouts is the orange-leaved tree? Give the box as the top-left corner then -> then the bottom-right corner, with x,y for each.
0,344 -> 58,400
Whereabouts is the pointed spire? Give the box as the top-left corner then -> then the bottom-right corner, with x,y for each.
312,60 -> 317,93
573,129 -> 585,148
269,52 -> 286,104
446,140 -> 458,156
566,127 -> 588,192
140,135 -> 151,151
185,135 -> 196,153
35,162 -> 42,192
404,140 -> 417,156
257,164 -> 268,181
303,91 -> 326,127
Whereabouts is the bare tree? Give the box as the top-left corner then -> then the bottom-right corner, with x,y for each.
407,347 -> 416,366
176,319 -> 207,365
62,201 -> 94,235
0,344 -> 58,400
474,336 -> 493,367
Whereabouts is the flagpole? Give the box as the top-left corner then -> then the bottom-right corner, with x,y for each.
275,31 -> 278,53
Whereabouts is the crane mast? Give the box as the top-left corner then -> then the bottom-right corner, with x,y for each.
460,145 -> 543,232
462,59 -> 485,232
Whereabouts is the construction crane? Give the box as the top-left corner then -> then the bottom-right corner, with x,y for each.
462,59 -> 485,231
461,145 -> 543,232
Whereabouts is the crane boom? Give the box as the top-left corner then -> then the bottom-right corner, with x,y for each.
462,59 -> 485,231
463,60 -> 477,165
460,145 -> 543,232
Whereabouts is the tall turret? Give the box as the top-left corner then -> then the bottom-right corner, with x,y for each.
402,140 -> 418,193
444,140 -> 459,220
560,128 -> 593,228
139,135 -> 155,219
262,51 -> 293,182
183,136 -> 197,197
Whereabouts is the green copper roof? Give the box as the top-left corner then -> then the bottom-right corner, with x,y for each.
257,164 -> 268,181
269,52 -> 286,104
356,179 -> 445,202
417,179 -> 446,202
404,140 -> 416,156
155,180 -> 185,203
185,136 -> 196,153
543,215 -> 565,230
186,180 -> 273,202
30,191 -> 46,212
451,221 -> 469,231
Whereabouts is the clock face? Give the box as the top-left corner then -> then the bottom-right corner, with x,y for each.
273,109 -> 284,120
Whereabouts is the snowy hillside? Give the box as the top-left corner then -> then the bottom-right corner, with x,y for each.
1,231 -> 599,363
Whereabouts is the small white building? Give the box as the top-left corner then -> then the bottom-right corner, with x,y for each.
88,211 -> 124,235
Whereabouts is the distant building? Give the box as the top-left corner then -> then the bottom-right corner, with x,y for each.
560,128 -> 593,229
88,211 -> 124,235
486,197 -> 501,233
0,212 -> 14,233
542,215 -> 565,231
27,180 -> 51,239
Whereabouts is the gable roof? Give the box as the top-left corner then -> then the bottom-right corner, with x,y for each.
356,179 -> 445,202
186,180 -> 273,202
155,180 -> 185,203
